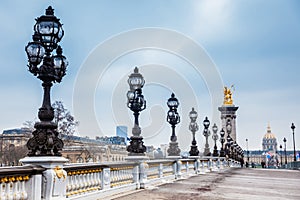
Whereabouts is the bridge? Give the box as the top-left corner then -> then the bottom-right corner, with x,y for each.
111,167 -> 300,200
1,5 -> 299,200
0,157 -> 299,200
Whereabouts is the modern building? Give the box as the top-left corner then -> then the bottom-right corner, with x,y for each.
116,126 -> 128,144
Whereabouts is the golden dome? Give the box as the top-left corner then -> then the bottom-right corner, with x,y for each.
263,124 -> 276,139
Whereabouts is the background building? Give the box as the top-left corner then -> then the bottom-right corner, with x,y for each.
262,125 -> 277,152
1,128 -> 127,165
245,125 -> 298,167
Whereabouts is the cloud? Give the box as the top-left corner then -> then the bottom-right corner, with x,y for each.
189,0 -> 236,43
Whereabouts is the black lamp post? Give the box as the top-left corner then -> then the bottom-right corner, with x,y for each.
230,139 -> 234,159
126,67 -> 147,155
225,135 -> 231,158
233,142 -> 238,161
212,123 -> 219,157
203,117 -> 211,156
283,137 -> 287,164
291,123 -> 296,161
246,138 -> 249,162
279,144 -> 283,166
188,108 -> 199,156
219,128 -> 225,157
167,93 -> 181,156
25,6 -> 67,156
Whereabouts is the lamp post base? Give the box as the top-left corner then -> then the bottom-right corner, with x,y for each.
27,121 -> 64,156
204,148 -> 211,156
127,136 -> 146,156
167,142 -> 181,156
212,149 -> 219,157
219,150 -> 225,157
189,145 -> 199,156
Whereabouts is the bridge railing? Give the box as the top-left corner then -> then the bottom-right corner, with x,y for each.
0,165 -> 44,200
1,156 -> 231,200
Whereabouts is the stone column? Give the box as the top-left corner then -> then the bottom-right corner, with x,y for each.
218,105 -> 239,142
125,156 -> 149,189
20,156 -> 68,200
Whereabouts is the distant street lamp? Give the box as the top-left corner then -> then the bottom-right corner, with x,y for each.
219,128 -> 225,157
188,108 -> 199,156
230,139 -> 234,159
233,142 -> 238,161
203,117 -> 211,156
246,138 -> 249,162
279,144 -> 283,166
225,135 -> 232,158
167,93 -> 181,156
212,123 -> 219,157
225,119 -> 233,159
291,123 -> 296,161
25,6 -> 67,156
126,67 -> 147,155
283,137 -> 287,164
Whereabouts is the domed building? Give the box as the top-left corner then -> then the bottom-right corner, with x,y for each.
262,124 -> 277,153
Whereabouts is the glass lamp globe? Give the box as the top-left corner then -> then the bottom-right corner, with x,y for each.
128,67 -> 145,90
189,107 -> 197,121
167,93 -> 179,108
34,6 -> 64,52
203,117 -> 210,129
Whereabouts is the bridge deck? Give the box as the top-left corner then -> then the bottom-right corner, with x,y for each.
109,168 -> 300,200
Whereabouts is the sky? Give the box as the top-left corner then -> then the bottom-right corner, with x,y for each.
0,0 -> 299,151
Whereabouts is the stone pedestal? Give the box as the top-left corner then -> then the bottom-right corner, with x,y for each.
218,105 -> 239,142
165,156 -> 182,179
189,156 -> 200,174
20,156 -> 68,200
125,156 -> 149,189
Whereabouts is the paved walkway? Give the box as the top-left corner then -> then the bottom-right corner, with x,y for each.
109,168 -> 300,200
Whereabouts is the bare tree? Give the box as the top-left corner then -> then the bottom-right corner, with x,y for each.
22,101 -> 79,137
52,101 -> 79,144
22,120 -> 36,131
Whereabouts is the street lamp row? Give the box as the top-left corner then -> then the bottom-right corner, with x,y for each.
24,7 -> 245,164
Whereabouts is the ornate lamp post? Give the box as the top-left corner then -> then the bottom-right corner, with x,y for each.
25,6 -> 67,156
219,128 -> 225,157
188,108 -> 199,156
203,117 -> 211,156
229,138 -> 234,159
283,137 -> 287,164
126,67 -> 147,155
233,142 -> 238,161
291,123 -> 296,161
246,138 -> 249,162
212,123 -> 219,157
167,93 -> 181,156
279,144 -> 283,166
225,135 -> 230,158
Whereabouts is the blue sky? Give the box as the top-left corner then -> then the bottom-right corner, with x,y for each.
0,0 -> 299,151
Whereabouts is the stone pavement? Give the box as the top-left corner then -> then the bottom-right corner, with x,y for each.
108,168 -> 300,200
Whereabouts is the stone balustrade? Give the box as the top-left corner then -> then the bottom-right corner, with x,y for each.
0,156 -> 233,200
0,165 -> 44,200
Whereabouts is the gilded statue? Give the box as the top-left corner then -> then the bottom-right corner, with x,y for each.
223,85 -> 234,105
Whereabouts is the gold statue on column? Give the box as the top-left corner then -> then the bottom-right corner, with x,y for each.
223,85 -> 234,105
